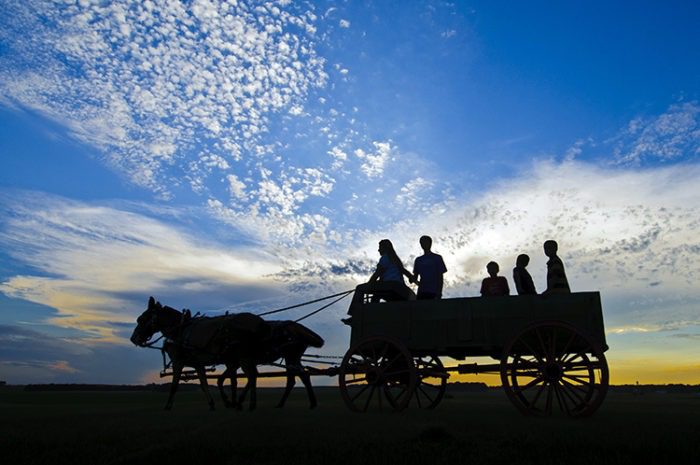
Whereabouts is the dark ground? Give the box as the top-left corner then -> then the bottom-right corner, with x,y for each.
1,386 -> 699,465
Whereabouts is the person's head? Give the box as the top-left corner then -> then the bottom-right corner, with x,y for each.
486,261 -> 499,277
419,235 -> 432,252
516,254 -> 530,268
543,240 -> 558,258
378,239 -> 395,256
379,239 -> 402,266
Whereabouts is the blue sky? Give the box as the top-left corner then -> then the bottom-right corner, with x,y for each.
0,0 -> 699,385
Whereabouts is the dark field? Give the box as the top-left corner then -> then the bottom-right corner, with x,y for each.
2,386 -> 699,465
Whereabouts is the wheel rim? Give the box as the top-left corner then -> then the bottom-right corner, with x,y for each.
339,337 -> 416,412
500,321 -> 609,418
412,355 -> 448,409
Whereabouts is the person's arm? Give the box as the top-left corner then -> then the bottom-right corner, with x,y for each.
401,265 -> 416,284
368,261 -> 384,283
437,256 -> 447,297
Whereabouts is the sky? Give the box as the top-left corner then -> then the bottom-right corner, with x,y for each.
0,0 -> 698,386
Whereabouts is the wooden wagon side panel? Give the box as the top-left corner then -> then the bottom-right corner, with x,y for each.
349,291 -> 607,356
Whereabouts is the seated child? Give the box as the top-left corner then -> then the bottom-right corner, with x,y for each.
480,261 -> 510,296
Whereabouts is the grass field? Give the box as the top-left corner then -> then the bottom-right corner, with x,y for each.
2,386 -> 699,465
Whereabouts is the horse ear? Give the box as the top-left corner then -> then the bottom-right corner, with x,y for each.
148,296 -> 155,308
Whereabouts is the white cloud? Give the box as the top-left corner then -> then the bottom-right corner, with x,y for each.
0,192 -> 284,342
226,174 -> 248,200
339,19 -> 351,28
0,0 -> 328,197
328,146 -> 348,169
395,177 -> 433,208
614,101 -> 700,164
355,141 -> 393,178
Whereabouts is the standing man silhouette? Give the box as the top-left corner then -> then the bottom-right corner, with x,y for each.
543,240 -> 571,294
412,235 -> 447,300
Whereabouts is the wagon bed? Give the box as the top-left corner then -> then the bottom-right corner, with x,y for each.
349,292 -> 607,358
340,290 -> 609,417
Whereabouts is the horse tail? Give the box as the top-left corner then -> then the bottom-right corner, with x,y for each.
289,322 -> 324,348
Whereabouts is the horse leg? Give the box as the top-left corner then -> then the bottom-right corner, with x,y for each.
165,363 -> 182,411
240,362 -> 258,411
290,352 -> 317,409
300,368 -> 317,409
217,366 -> 232,408
237,362 -> 251,407
276,368 -> 296,408
196,366 -> 215,411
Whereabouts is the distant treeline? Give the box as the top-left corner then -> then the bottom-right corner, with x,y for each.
11,382 -> 700,393
609,384 -> 700,394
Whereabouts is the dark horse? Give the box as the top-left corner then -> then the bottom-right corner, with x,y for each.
130,297 -> 324,411
219,319 -> 325,411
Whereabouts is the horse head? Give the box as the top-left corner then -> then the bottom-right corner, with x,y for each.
130,296 -> 177,346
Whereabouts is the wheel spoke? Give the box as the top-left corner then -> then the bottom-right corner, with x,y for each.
516,338 -> 545,364
384,368 -> 411,377
511,369 -> 542,378
530,381 -> 547,408
362,385 -> 377,412
385,351 -> 403,368
512,359 -> 540,369
384,385 -> 397,407
350,383 -> 371,402
378,343 -> 389,363
558,331 -> 578,361
562,373 -> 594,386
345,376 -> 368,385
513,376 -> 544,394
554,382 -> 571,415
560,379 -> 585,410
549,327 -> 557,361
561,378 -> 587,403
545,383 -> 553,415
535,327 -> 548,360
418,385 -> 434,402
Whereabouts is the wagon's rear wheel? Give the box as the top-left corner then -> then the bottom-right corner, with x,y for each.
339,337 -> 416,412
500,321 -> 609,418
412,355 -> 448,409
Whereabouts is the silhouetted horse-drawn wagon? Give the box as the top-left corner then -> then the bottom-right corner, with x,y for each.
340,288 -> 609,417
132,288 -> 609,418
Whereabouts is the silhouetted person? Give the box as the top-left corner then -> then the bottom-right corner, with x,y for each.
480,261 -> 510,296
368,239 -> 415,288
344,239 -> 415,323
412,235 -> 447,300
513,254 -> 536,295
542,240 -> 570,294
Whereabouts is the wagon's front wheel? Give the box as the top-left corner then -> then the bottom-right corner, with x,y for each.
500,321 -> 609,418
339,337 -> 416,412
412,355 -> 448,409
